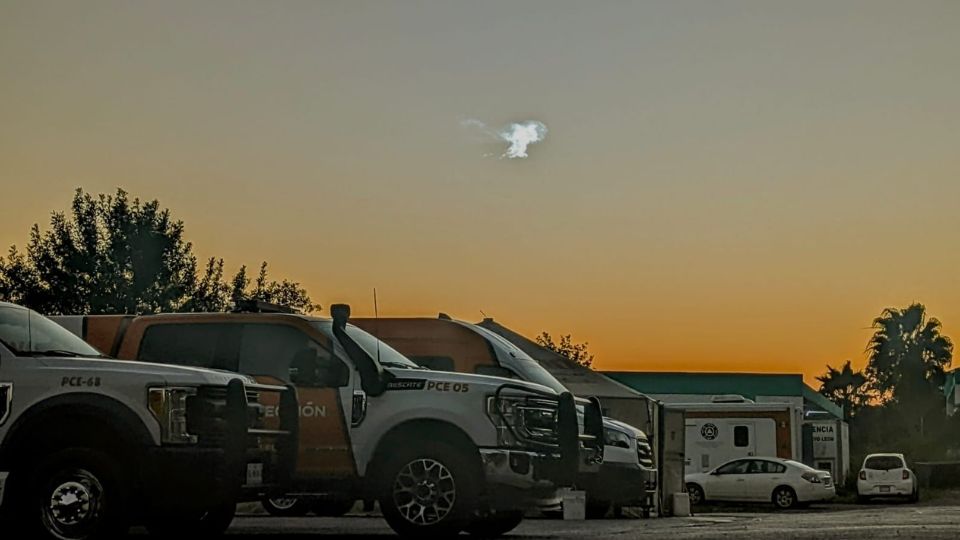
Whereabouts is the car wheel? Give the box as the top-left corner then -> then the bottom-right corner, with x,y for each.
772,486 -> 797,510
463,509 -> 524,537
686,483 -> 705,506
908,489 -> 920,504
25,448 -> 129,540
261,496 -> 311,517
856,495 -> 870,504
378,440 -> 480,538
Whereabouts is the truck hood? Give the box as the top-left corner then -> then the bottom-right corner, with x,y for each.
385,367 -> 558,396
35,356 -> 255,386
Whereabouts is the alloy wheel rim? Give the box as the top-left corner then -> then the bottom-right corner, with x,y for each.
392,458 -> 456,526
42,469 -> 104,540
268,498 -> 300,510
776,489 -> 794,507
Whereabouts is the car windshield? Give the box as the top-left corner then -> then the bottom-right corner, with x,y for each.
865,456 -> 904,470
0,305 -> 103,358
312,321 -> 421,370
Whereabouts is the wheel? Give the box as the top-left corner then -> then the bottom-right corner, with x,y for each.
21,447 -> 129,540
378,440 -> 480,538
311,498 -> 356,517
856,495 -> 870,504
147,502 -> 236,537
908,489 -> 920,504
463,509 -> 524,537
261,496 -> 311,517
772,486 -> 798,509
686,483 -> 705,506
585,499 -> 611,519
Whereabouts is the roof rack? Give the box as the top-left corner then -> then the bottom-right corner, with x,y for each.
231,299 -> 297,314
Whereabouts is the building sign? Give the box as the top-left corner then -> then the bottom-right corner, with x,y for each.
810,422 -> 837,459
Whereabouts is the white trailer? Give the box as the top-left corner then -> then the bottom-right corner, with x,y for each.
667,401 -> 804,475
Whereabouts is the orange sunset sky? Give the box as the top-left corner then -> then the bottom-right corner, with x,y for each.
2,1 -> 960,387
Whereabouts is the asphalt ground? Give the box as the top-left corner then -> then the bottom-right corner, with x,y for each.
210,502 -> 960,539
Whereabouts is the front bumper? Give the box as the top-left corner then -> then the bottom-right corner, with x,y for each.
479,449 -> 565,508
585,462 -> 657,506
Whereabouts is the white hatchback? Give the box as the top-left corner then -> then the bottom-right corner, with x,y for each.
856,453 -> 919,503
685,457 -> 836,509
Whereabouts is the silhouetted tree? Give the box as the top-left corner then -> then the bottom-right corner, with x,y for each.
817,360 -> 870,420
866,303 -> 952,404
0,188 -> 319,315
536,332 -> 594,368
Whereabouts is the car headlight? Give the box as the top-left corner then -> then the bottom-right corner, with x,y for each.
148,387 -> 198,445
603,428 -> 632,449
487,395 -> 559,447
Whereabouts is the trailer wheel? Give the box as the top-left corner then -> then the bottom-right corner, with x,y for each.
378,440 -> 480,538
261,496 -> 311,517
25,447 -> 129,540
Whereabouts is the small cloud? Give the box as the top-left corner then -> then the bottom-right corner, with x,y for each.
461,118 -> 549,159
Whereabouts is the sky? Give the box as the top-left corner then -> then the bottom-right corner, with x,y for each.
2,1 -> 959,386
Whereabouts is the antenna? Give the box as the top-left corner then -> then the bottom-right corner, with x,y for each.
479,309 -> 488,319
373,288 -> 381,364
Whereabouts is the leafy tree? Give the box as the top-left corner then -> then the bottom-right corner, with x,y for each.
817,360 -> 870,420
0,188 -> 319,315
0,189 -> 197,314
865,303 -> 952,404
536,332 -> 594,368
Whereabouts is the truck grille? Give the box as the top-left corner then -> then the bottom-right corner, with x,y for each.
186,386 -> 264,447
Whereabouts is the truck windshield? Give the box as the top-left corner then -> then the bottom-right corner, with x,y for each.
0,304 -> 104,358
469,324 -> 568,393
312,321 -> 422,370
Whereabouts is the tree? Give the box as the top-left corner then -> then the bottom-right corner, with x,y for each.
536,332 -> 594,368
0,188 -> 319,315
0,189 -> 197,314
865,303 -> 952,405
817,360 -> 869,420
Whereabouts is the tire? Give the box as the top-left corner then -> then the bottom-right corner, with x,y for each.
856,495 -> 870,504
147,502 -> 236,537
463,510 -> 524,538
772,486 -> 798,510
585,499 -> 611,519
311,498 -> 356,517
17,447 -> 129,540
908,489 -> 920,504
378,440 -> 481,538
686,483 -> 705,506
261,496 -> 311,517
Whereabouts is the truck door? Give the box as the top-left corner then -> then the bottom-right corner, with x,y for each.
238,323 -> 357,480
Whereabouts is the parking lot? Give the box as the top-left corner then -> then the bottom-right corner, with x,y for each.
210,503 -> 960,539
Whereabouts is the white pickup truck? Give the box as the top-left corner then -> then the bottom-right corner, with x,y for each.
53,302 -> 604,537
0,302 -> 296,539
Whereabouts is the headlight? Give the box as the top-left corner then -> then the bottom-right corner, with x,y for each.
148,387 -> 198,445
603,428 -> 632,449
487,395 -> 559,447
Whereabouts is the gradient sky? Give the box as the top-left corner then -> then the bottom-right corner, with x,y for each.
2,1 -> 959,386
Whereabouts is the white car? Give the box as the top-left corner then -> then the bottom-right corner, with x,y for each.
685,457 -> 836,509
856,453 -> 919,503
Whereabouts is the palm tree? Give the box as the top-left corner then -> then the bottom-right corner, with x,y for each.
817,360 -> 869,420
866,303 -> 952,405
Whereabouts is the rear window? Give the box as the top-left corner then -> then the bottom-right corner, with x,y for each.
865,456 -> 904,470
